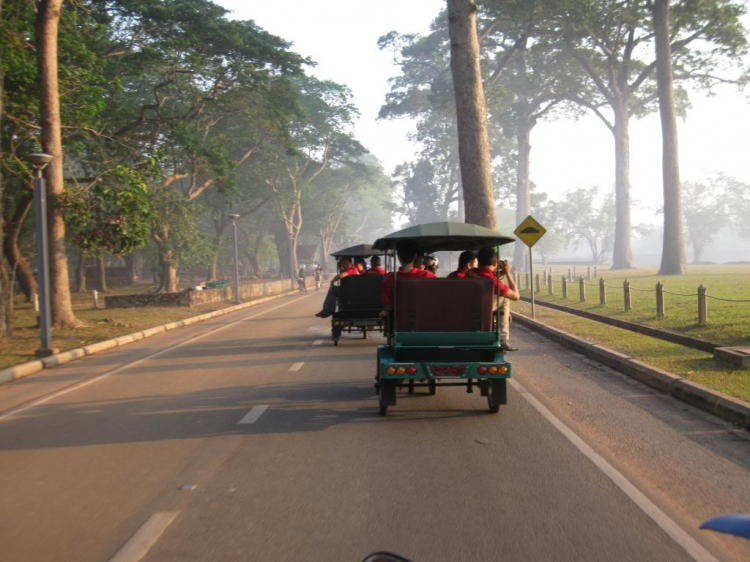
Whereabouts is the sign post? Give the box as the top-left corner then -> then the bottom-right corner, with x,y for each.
514,215 -> 547,320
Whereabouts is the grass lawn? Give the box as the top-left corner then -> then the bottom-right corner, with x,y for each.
513,299 -> 750,404
519,265 -> 750,347
0,286 -> 239,370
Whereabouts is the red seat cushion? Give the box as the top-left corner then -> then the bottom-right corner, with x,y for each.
395,278 -> 494,332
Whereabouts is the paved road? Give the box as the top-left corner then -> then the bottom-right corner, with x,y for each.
1,293 -> 749,562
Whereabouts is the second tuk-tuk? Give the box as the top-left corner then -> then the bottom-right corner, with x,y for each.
330,244 -> 386,346
372,222 -> 515,415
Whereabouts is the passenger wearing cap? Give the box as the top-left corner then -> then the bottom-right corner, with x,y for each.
465,246 -> 520,352
365,256 -> 385,275
382,239 -> 436,311
447,250 -> 477,278
315,257 -> 360,318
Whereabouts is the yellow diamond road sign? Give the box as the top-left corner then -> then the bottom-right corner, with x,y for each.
514,215 -> 546,248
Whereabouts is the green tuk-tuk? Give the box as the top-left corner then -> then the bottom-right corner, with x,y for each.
372,222 -> 515,416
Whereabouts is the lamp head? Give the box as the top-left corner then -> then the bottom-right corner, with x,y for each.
25,153 -> 53,169
228,214 -> 241,221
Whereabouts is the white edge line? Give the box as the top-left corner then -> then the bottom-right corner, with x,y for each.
238,405 -> 268,425
0,297 -> 307,421
288,362 -> 305,372
508,378 -> 718,562
312,340 -> 324,346
108,512 -> 178,562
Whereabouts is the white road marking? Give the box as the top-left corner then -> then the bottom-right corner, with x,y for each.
312,340 -> 324,346
0,296 -> 309,421
509,378 -> 719,562
289,362 -> 304,371
108,512 -> 178,562
238,405 -> 268,425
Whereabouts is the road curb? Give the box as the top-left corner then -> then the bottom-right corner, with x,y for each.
513,312 -> 750,429
0,290 -> 302,386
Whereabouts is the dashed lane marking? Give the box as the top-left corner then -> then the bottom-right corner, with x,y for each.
509,378 -> 719,562
312,340 -> 324,346
289,362 -> 305,371
108,512 -> 178,562
0,296 -> 309,422
237,405 -> 268,425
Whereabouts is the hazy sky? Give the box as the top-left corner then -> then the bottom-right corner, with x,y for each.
218,0 -> 750,228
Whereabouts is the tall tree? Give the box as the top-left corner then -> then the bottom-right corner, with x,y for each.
680,180 -> 725,263
0,0 -> 8,336
557,0 -> 747,270
447,0 -> 496,228
36,0 -> 78,327
652,0 -> 686,274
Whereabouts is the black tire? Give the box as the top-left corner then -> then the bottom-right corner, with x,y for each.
333,339 -> 339,346
428,380 -> 437,395
379,403 -> 388,416
487,389 -> 500,413
363,329 -> 368,339
408,379 -> 415,394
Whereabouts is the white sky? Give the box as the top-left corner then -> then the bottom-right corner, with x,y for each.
218,0 -> 750,228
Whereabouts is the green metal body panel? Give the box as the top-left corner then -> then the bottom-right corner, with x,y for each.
378,344 -> 512,380
394,331 -> 498,347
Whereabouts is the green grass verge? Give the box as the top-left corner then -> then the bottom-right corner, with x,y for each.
520,265 -> 750,347
513,299 -> 750,404
0,292 -> 239,371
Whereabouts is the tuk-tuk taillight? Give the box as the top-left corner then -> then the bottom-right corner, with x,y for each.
477,366 -> 488,375
498,365 -> 508,375
407,366 -> 417,375
396,367 -> 406,375
386,367 -> 396,375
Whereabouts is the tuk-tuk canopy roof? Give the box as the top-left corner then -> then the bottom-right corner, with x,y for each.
373,222 -> 515,253
330,244 -> 385,258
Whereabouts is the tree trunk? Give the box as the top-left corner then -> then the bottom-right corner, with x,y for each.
0,0 -> 9,336
513,115 -> 532,267
610,102 -> 634,270
447,0 -> 497,229
75,249 -> 86,292
3,192 -> 38,301
36,0 -> 77,327
124,254 -> 136,285
157,250 -> 178,293
654,0 -> 687,275
692,239 -> 704,264
206,251 -> 219,282
97,253 -> 108,292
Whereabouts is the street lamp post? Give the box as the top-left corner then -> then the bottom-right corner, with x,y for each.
25,152 -> 57,357
228,214 -> 241,305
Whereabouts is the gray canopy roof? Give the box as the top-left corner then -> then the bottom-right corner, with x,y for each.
330,244 -> 385,258
373,222 -> 515,253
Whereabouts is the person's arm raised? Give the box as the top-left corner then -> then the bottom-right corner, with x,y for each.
501,262 -> 520,301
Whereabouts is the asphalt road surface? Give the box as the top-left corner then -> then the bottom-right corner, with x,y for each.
1,293 -> 749,562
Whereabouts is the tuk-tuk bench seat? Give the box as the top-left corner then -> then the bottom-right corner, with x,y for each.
338,275 -> 384,311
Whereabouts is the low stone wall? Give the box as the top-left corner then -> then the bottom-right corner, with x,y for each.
104,275 -> 316,309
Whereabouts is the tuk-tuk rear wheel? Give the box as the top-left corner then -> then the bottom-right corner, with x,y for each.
429,380 -> 437,395
487,391 -> 500,413
379,403 -> 388,416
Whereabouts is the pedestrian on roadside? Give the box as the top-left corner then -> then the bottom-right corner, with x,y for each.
298,266 -> 308,293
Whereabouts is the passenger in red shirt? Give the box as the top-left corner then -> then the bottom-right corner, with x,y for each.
315,257 -> 359,318
465,246 -> 520,351
447,250 -> 477,279
365,256 -> 385,275
383,240 -> 436,310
